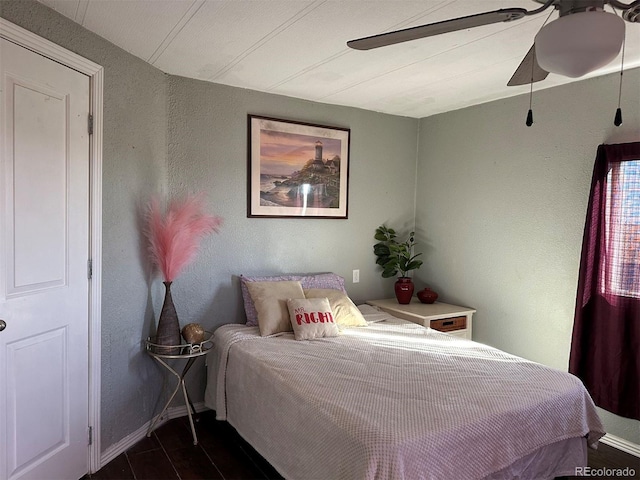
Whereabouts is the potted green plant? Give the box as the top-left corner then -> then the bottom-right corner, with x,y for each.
373,225 -> 423,304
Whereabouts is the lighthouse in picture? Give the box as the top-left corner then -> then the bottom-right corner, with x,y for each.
313,141 -> 325,171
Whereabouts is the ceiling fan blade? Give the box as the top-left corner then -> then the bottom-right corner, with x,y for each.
347,8 -> 527,50
507,45 -> 549,86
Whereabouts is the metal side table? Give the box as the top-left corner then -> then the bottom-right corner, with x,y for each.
145,334 -> 212,445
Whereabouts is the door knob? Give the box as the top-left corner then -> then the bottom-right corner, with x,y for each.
0,319 -> 5,331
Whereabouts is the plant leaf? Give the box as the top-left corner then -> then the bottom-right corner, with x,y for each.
373,243 -> 390,255
406,260 -> 423,271
382,268 -> 397,278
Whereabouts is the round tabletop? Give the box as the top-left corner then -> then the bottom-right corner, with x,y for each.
145,332 -> 213,359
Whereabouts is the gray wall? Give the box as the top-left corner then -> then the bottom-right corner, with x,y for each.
167,73 -> 419,322
415,68 -> 640,443
165,75 -> 419,406
1,0 -> 418,453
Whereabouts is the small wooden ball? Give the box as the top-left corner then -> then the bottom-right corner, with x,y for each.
181,323 -> 205,344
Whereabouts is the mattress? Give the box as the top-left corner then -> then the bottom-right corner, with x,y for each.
204,306 -> 604,479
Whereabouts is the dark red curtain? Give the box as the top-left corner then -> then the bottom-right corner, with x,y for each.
569,142 -> 640,420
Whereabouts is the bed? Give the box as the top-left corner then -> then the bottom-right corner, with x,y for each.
204,304 -> 604,480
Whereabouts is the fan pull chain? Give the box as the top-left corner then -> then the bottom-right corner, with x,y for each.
614,39 -> 625,126
613,7 -> 625,126
525,35 -> 535,126
526,45 -> 536,127
525,9 -> 554,127
526,81 -> 534,127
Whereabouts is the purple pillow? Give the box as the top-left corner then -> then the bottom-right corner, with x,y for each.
241,273 -> 347,326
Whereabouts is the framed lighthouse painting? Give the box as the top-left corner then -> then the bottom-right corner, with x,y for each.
248,115 -> 350,219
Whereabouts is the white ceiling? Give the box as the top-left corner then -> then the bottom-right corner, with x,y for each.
37,0 -> 640,118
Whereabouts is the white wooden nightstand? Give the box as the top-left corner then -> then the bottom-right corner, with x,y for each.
366,298 -> 476,340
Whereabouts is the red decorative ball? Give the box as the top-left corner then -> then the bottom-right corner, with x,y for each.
417,288 -> 438,304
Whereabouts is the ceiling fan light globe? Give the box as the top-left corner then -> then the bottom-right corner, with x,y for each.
534,10 -> 625,78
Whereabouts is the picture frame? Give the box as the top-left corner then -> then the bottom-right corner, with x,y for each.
248,115 -> 350,218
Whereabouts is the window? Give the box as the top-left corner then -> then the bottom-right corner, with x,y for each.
569,142 -> 640,421
602,160 -> 640,298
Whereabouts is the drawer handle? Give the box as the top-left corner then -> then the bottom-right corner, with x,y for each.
442,321 -> 454,326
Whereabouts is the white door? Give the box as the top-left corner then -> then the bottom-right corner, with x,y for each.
0,38 -> 90,480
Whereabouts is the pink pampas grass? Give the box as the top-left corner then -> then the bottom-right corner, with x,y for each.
146,194 -> 222,282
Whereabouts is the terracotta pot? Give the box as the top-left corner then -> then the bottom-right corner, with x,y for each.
394,277 -> 414,304
417,288 -> 438,304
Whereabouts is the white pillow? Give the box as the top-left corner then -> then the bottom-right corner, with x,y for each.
240,273 -> 347,326
304,289 -> 368,327
286,297 -> 340,341
246,281 -> 305,336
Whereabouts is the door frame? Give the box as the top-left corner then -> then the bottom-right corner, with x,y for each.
0,18 -> 103,474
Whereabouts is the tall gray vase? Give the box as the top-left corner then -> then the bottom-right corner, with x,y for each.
156,281 -> 181,354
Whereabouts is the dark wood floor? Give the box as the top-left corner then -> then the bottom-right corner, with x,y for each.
85,411 -> 281,480
86,410 -> 639,480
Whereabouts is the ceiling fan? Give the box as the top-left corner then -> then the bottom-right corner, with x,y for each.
347,0 -> 640,86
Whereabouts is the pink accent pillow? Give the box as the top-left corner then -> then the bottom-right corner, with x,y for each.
241,273 -> 346,326
286,298 -> 339,341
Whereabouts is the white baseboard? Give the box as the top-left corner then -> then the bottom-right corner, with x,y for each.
99,402 -> 209,469
600,433 -> 640,458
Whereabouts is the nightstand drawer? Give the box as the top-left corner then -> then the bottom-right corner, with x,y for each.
430,316 -> 466,332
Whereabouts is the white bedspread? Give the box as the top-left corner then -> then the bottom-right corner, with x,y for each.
204,309 -> 604,480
